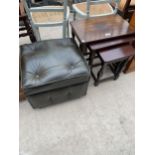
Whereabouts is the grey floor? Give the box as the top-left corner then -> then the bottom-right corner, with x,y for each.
19,27 -> 135,155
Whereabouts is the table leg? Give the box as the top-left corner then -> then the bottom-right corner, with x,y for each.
114,59 -> 128,80
71,29 -> 75,41
94,62 -> 106,86
79,44 -> 87,54
89,50 -> 96,70
71,30 -> 79,49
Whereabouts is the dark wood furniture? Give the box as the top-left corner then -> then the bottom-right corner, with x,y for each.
88,12 -> 135,74
92,45 -> 134,86
26,0 -> 62,7
123,12 -> 135,73
19,81 -> 26,101
71,14 -> 135,85
117,0 -> 135,21
71,15 -> 134,44
19,0 -> 36,42
70,15 -> 135,70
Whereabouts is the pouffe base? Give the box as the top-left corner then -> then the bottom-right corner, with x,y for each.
27,82 -> 89,108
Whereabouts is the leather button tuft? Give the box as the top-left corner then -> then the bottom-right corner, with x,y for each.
35,75 -> 40,78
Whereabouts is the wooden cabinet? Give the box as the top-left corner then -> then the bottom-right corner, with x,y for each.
124,12 -> 135,73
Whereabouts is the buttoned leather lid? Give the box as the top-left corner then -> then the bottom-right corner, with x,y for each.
20,38 -> 90,95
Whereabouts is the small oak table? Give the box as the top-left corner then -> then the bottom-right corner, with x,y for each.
70,15 -> 135,69
93,45 -> 134,86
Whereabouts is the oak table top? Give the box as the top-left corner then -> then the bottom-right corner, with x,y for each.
70,15 -> 134,45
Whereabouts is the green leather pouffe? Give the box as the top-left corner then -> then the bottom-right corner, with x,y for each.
20,38 -> 90,108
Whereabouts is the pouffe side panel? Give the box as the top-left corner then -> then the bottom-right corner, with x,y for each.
27,81 -> 89,108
